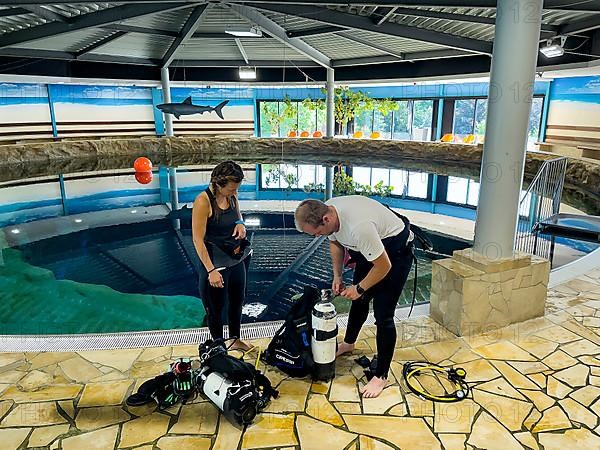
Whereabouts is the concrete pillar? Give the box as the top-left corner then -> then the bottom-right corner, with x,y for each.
324,68 -> 335,200
473,0 -> 543,259
160,67 -> 174,138
430,0 -> 549,336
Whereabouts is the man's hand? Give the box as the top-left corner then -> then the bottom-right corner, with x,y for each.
340,285 -> 362,301
332,277 -> 345,295
232,223 -> 246,239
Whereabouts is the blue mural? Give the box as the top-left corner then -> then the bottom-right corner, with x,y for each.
549,76 -> 600,104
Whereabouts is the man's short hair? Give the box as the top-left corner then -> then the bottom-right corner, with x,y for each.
295,199 -> 329,231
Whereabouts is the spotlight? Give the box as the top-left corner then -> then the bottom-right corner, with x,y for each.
239,66 -> 257,80
245,217 -> 261,227
540,37 -> 566,58
225,26 -> 262,38
10,229 -> 20,234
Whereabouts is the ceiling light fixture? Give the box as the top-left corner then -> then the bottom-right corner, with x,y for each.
239,66 -> 257,80
540,36 -> 567,58
225,25 -> 262,38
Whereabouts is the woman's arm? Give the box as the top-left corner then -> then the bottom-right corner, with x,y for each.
192,193 -> 216,272
232,193 -> 246,239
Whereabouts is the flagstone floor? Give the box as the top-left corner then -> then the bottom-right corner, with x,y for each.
1,268 -> 599,449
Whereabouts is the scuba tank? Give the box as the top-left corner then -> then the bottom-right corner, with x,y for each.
196,339 -> 278,426
310,289 -> 338,381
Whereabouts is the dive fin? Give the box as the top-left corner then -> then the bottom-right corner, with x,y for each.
183,96 -> 192,104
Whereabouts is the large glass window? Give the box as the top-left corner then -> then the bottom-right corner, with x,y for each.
412,100 -> 434,141
352,167 -> 371,186
407,172 -> 428,198
474,99 -> 488,141
354,108 -> 373,136
453,99 -> 476,137
259,102 -> 279,137
390,169 -> 408,196
446,176 -> 480,206
279,101 -> 297,137
392,101 -> 411,140
373,109 -> 393,139
297,103 -> 316,134
527,97 -> 544,149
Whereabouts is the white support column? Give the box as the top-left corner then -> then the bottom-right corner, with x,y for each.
160,67 -> 174,138
473,0 -> 543,259
325,68 -> 335,200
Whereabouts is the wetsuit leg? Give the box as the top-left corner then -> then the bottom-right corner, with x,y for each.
198,268 -> 228,339
343,263 -> 372,344
225,261 -> 247,339
371,244 -> 414,378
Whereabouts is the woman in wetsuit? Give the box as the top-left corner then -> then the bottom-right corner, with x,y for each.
192,161 -> 252,351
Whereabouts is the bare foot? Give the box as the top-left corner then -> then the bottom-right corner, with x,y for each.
360,376 -> 387,398
336,342 -> 355,357
229,339 -> 251,352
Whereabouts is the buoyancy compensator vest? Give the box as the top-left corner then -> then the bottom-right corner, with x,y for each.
196,339 -> 278,426
263,286 -> 321,377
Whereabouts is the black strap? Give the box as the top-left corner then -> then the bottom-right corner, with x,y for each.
315,327 -> 338,341
409,250 -> 417,318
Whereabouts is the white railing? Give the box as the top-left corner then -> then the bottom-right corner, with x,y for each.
515,157 -> 568,261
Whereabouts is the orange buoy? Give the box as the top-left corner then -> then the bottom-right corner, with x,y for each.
135,171 -> 153,185
300,131 -> 310,138
352,131 -> 363,139
134,157 -> 152,172
313,131 -> 323,138
287,130 -> 297,138
370,131 -> 381,139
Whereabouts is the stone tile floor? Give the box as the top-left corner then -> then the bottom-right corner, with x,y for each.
1,268 -> 599,449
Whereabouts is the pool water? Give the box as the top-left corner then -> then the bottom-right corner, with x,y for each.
1,212 -> 461,335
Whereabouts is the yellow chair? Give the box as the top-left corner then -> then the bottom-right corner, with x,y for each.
300,130 -> 310,138
463,134 -> 476,144
440,133 -> 455,142
352,131 -> 364,139
287,130 -> 297,138
370,131 -> 381,139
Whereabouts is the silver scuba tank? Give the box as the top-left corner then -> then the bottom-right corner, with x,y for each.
311,289 -> 338,381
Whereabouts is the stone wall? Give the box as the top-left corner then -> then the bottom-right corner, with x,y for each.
0,136 -> 598,214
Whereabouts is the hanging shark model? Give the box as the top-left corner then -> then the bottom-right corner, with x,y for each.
156,97 -> 229,119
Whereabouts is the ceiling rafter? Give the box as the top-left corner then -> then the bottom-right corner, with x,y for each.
75,31 -> 127,57
335,32 -> 405,60
21,5 -> 69,23
246,3 -> 493,54
161,4 -> 208,68
226,3 -> 332,68
0,2 -> 196,49
234,38 -> 249,64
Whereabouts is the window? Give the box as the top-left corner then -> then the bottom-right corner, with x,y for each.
259,102 -> 279,137
446,176 -> 480,206
392,101 -> 411,140
390,169 -> 408,195
279,101 -> 297,137
297,102 -> 316,134
354,108 -> 373,136
527,97 -> 544,149
453,99 -> 476,137
412,100 -> 434,141
407,172 -> 428,198
352,167 -> 371,186
373,109 -> 393,139
474,99 -> 488,141
371,168 -> 390,186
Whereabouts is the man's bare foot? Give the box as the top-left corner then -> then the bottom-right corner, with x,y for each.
360,376 -> 387,398
336,342 -> 355,357
229,339 -> 251,352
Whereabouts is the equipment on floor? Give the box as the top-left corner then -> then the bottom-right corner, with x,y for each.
402,361 -> 470,402
311,289 -> 338,381
263,286 -> 320,377
196,338 -> 278,425
125,358 -> 196,410
355,355 -> 379,381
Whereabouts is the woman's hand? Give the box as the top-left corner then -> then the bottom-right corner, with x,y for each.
208,270 -> 224,288
232,223 -> 246,239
